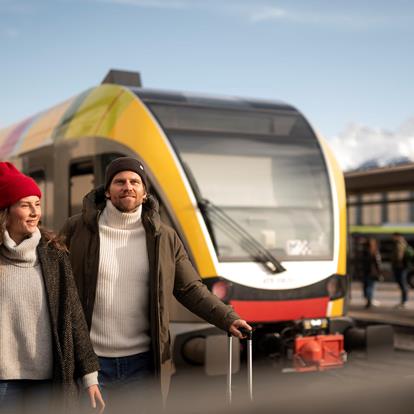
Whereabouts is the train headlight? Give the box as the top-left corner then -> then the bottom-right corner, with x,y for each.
302,318 -> 328,331
204,277 -> 233,302
326,274 -> 347,300
326,278 -> 339,297
212,280 -> 230,300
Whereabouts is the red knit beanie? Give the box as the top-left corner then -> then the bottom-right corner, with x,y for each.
0,162 -> 42,209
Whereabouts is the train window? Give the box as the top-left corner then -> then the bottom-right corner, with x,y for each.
347,195 -> 359,226
387,190 -> 411,223
151,104 -> 333,261
361,193 -> 382,225
70,160 -> 94,216
148,104 -> 298,136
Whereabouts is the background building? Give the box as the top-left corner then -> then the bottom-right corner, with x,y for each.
345,164 -> 414,227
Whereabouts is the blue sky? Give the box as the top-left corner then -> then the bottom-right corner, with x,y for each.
1,0 -> 414,154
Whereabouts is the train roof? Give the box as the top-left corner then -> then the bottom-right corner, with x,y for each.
105,69 -> 297,112
0,75 -> 301,160
133,87 -> 297,113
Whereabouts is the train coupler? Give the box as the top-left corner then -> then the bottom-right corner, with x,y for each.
293,334 -> 346,372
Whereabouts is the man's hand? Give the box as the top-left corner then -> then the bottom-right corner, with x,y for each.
88,384 -> 105,413
229,319 -> 252,339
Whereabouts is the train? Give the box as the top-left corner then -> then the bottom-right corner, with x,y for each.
0,69 -> 349,373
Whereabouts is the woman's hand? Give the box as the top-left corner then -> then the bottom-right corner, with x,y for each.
87,384 -> 105,413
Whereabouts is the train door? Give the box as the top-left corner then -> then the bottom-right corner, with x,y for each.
68,153 -> 127,214
69,159 -> 94,216
53,148 -> 125,230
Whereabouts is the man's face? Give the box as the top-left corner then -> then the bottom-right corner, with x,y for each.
105,170 -> 147,213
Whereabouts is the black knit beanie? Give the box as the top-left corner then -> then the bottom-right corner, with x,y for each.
104,157 -> 148,190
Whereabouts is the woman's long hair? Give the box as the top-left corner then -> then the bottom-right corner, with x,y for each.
0,209 -> 7,245
0,208 -> 67,251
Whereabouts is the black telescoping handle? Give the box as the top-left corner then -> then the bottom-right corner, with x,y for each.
227,328 -> 253,339
240,328 -> 253,340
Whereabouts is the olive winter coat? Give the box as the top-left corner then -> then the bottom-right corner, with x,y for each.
61,187 -> 239,399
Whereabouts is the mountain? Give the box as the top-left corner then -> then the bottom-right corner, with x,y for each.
327,118 -> 414,172
356,155 -> 412,171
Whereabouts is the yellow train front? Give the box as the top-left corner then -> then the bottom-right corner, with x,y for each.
0,70 -> 349,372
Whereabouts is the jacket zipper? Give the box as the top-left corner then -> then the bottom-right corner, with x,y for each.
86,210 -> 101,329
153,233 -> 161,374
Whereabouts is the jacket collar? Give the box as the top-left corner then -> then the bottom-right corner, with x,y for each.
81,186 -> 161,234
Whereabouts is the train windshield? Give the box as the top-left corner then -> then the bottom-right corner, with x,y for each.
148,103 -> 333,262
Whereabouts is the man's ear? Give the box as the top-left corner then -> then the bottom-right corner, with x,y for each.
105,191 -> 110,199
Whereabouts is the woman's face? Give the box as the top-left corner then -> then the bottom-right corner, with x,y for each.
7,196 -> 41,242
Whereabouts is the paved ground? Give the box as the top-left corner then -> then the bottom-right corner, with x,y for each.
349,281 -> 414,350
350,281 -> 413,309
166,282 -> 414,413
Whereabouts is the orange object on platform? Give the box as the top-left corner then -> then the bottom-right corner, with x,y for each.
294,334 -> 345,372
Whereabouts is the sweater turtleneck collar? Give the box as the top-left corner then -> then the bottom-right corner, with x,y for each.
0,227 -> 41,267
100,200 -> 143,230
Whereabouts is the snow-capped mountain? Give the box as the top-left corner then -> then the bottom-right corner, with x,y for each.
328,116 -> 414,172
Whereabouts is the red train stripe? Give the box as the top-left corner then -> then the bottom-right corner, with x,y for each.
230,297 -> 330,322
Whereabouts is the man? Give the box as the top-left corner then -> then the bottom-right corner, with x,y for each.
391,232 -> 409,308
61,157 -> 250,408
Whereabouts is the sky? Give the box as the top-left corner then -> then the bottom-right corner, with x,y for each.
1,0 -> 414,170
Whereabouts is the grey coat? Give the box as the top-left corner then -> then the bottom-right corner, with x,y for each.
36,234 -> 99,407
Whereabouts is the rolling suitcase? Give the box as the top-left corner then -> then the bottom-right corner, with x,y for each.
227,330 -> 253,404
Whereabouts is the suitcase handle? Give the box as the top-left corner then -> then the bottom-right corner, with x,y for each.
227,327 -> 253,339
227,329 -> 254,404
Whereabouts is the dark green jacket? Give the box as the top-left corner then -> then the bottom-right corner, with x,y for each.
61,187 -> 239,398
391,238 -> 407,269
36,234 -> 99,409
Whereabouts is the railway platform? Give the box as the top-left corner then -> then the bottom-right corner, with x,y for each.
349,281 -> 414,351
349,281 -> 414,327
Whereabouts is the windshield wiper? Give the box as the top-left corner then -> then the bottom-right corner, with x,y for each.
199,199 -> 286,274
180,161 -> 285,274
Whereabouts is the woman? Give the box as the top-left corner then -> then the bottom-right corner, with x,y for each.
0,162 -> 105,413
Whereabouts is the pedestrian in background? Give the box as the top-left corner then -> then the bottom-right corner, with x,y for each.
354,236 -> 381,308
364,237 -> 382,308
391,232 -> 409,309
0,162 -> 104,413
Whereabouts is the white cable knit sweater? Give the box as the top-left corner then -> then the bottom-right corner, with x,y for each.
90,200 -> 151,357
